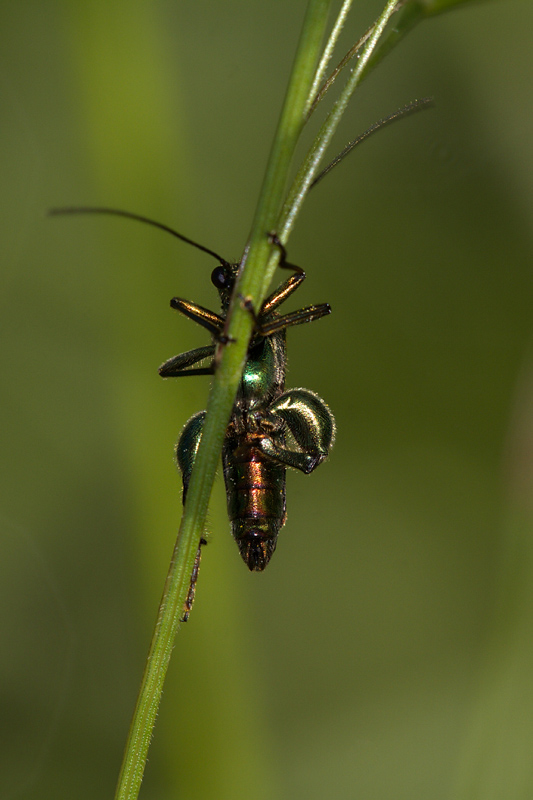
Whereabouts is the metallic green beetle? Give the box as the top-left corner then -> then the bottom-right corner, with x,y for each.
159,237 -> 335,578
49,205 -> 335,602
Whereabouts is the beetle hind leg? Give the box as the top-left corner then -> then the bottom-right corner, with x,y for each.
258,388 -> 335,474
175,411 -> 208,620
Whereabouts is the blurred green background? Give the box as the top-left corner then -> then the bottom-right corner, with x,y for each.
1,1 -> 533,798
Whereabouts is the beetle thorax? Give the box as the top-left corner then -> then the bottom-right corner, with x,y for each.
239,332 -> 286,408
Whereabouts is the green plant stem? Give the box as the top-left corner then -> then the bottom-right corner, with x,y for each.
306,22 -> 374,119
368,0 -> 485,75
306,0 -> 355,116
113,3 -> 331,798
280,0 -> 401,240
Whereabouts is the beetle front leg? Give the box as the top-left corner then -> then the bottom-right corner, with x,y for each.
176,410 -> 207,620
257,388 -> 335,474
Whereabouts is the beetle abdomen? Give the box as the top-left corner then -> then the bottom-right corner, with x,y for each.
223,443 -> 286,571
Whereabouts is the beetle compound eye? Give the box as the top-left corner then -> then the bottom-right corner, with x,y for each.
211,266 -> 228,289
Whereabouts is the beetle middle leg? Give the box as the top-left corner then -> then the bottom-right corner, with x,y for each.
159,344 -> 216,378
257,388 -> 335,474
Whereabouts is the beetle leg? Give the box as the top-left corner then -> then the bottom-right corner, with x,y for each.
268,231 -> 304,275
236,236 -> 306,322
176,411 -> 206,500
176,410 -> 208,620
238,231 -> 309,321
159,344 -> 215,377
260,272 -> 306,315
238,233 -> 330,333
170,297 -> 225,338
239,295 -> 331,338
182,538 -> 206,622
257,303 -> 331,337
251,233 -> 306,316
257,388 -> 335,474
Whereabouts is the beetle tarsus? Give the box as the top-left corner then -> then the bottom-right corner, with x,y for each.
268,231 -> 304,274
181,536 -> 207,622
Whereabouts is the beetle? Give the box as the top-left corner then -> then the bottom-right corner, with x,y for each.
49,206 -> 335,615
159,233 -> 335,573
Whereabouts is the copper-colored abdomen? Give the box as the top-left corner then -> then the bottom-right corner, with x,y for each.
223,434 -> 286,571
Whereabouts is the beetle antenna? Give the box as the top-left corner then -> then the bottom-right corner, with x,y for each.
310,97 -> 434,190
48,206 -> 231,266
